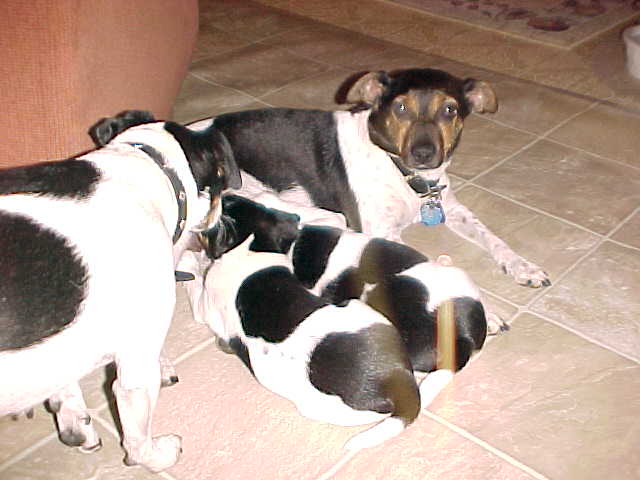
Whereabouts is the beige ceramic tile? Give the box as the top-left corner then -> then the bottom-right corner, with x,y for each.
199,0 -> 313,42
333,415 -> 537,480
548,102 -> 640,168
189,43 -> 330,99
447,115 -> 537,180
428,312 -> 640,480
611,210 -> 640,249
191,24 -> 252,63
381,18 -> 471,54
474,139 -> 640,235
260,23 -> 397,68
339,47 -> 446,74
0,406 -> 55,465
531,240 -> 640,362
153,345 -> 361,480
426,28 -> 553,79
171,75 -> 261,124
486,77 -> 594,135
0,420 -> 158,480
401,186 -> 600,305
255,0 -> 366,27
260,67 -> 354,110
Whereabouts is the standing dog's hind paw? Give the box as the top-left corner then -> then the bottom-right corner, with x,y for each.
124,434 -> 182,472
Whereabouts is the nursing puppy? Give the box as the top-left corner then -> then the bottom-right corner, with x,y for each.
0,110 -> 240,472
188,68 -> 549,288
180,232 -> 424,451
202,195 -> 489,379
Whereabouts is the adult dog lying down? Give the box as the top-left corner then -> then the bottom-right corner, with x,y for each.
188,67 -> 550,288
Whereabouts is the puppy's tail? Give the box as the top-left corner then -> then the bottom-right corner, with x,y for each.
343,369 -> 420,451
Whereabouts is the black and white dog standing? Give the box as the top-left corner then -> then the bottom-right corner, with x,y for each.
180,195 -> 487,449
188,68 -> 550,288
0,110 -> 240,472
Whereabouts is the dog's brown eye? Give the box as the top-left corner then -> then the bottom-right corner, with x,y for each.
444,104 -> 458,118
395,102 -> 407,115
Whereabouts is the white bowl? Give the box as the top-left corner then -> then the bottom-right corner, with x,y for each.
623,25 -> 640,80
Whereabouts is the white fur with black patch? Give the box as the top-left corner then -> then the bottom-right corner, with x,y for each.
0,122 -> 221,472
178,238 -> 420,450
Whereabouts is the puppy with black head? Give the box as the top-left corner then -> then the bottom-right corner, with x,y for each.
196,196 -> 493,402
179,196 -> 423,452
188,68 -> 550,288
0,110 -> 240,472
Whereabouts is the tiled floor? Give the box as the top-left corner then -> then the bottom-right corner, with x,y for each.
2,0 -> 640,479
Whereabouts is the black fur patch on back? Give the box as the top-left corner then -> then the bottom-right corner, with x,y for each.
0,212 -> 88,351
357,238 -> 428,283
213,108 -> 362,231
236,266 -> 327,343
308,322 -> 411,413
320,267 -> 365,304
0,159 -> 101,200
366,275 -> 437,372
292,225 -> 342,289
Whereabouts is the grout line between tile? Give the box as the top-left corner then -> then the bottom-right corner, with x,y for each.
0,432 -> 57,474
172,336 -> 217,366
521,308 -> 640,364
422,411 -> 551,480
467,182 -> 607,238
525,203 -> 640,310
466,99 -> 600,185
314,449 -> 360,480
187,72 -> 268,105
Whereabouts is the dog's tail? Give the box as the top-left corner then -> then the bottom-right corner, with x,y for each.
343,368 -> 420,451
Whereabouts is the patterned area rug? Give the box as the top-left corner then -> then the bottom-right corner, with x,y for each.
387,0 -> 640,48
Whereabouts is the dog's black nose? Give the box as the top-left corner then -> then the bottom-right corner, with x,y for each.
411,143 -> 436,164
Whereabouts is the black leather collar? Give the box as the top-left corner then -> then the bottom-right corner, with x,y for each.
388,154 -> 440,195
127,143 -> 187,244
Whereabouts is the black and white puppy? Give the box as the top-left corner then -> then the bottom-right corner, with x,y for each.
0,110 -> 240,472
179,233 -> 426,451
203,195 -> 490,377
188,68 -> 550,288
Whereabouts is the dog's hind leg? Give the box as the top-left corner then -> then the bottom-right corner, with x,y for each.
48,383 -> 102,452
113,358 -> 182,472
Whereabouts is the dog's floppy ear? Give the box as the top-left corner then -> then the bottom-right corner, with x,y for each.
89,110 -> 156,146
210,129 -> 242,190
463,79 -> 498,114
164,122 -> 242,193
340,71 -> 390,106
251,211 -> 301,254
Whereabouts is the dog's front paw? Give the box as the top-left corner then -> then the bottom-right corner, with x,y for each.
486,312 -> 509,335
124,434 -> 182,472
502,258 -> 550,288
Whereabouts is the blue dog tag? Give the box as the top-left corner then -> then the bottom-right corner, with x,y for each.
421,201 -> 445,225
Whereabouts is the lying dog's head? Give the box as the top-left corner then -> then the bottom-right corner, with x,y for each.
343,68 -> 497,171
199,194 -> 300,259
